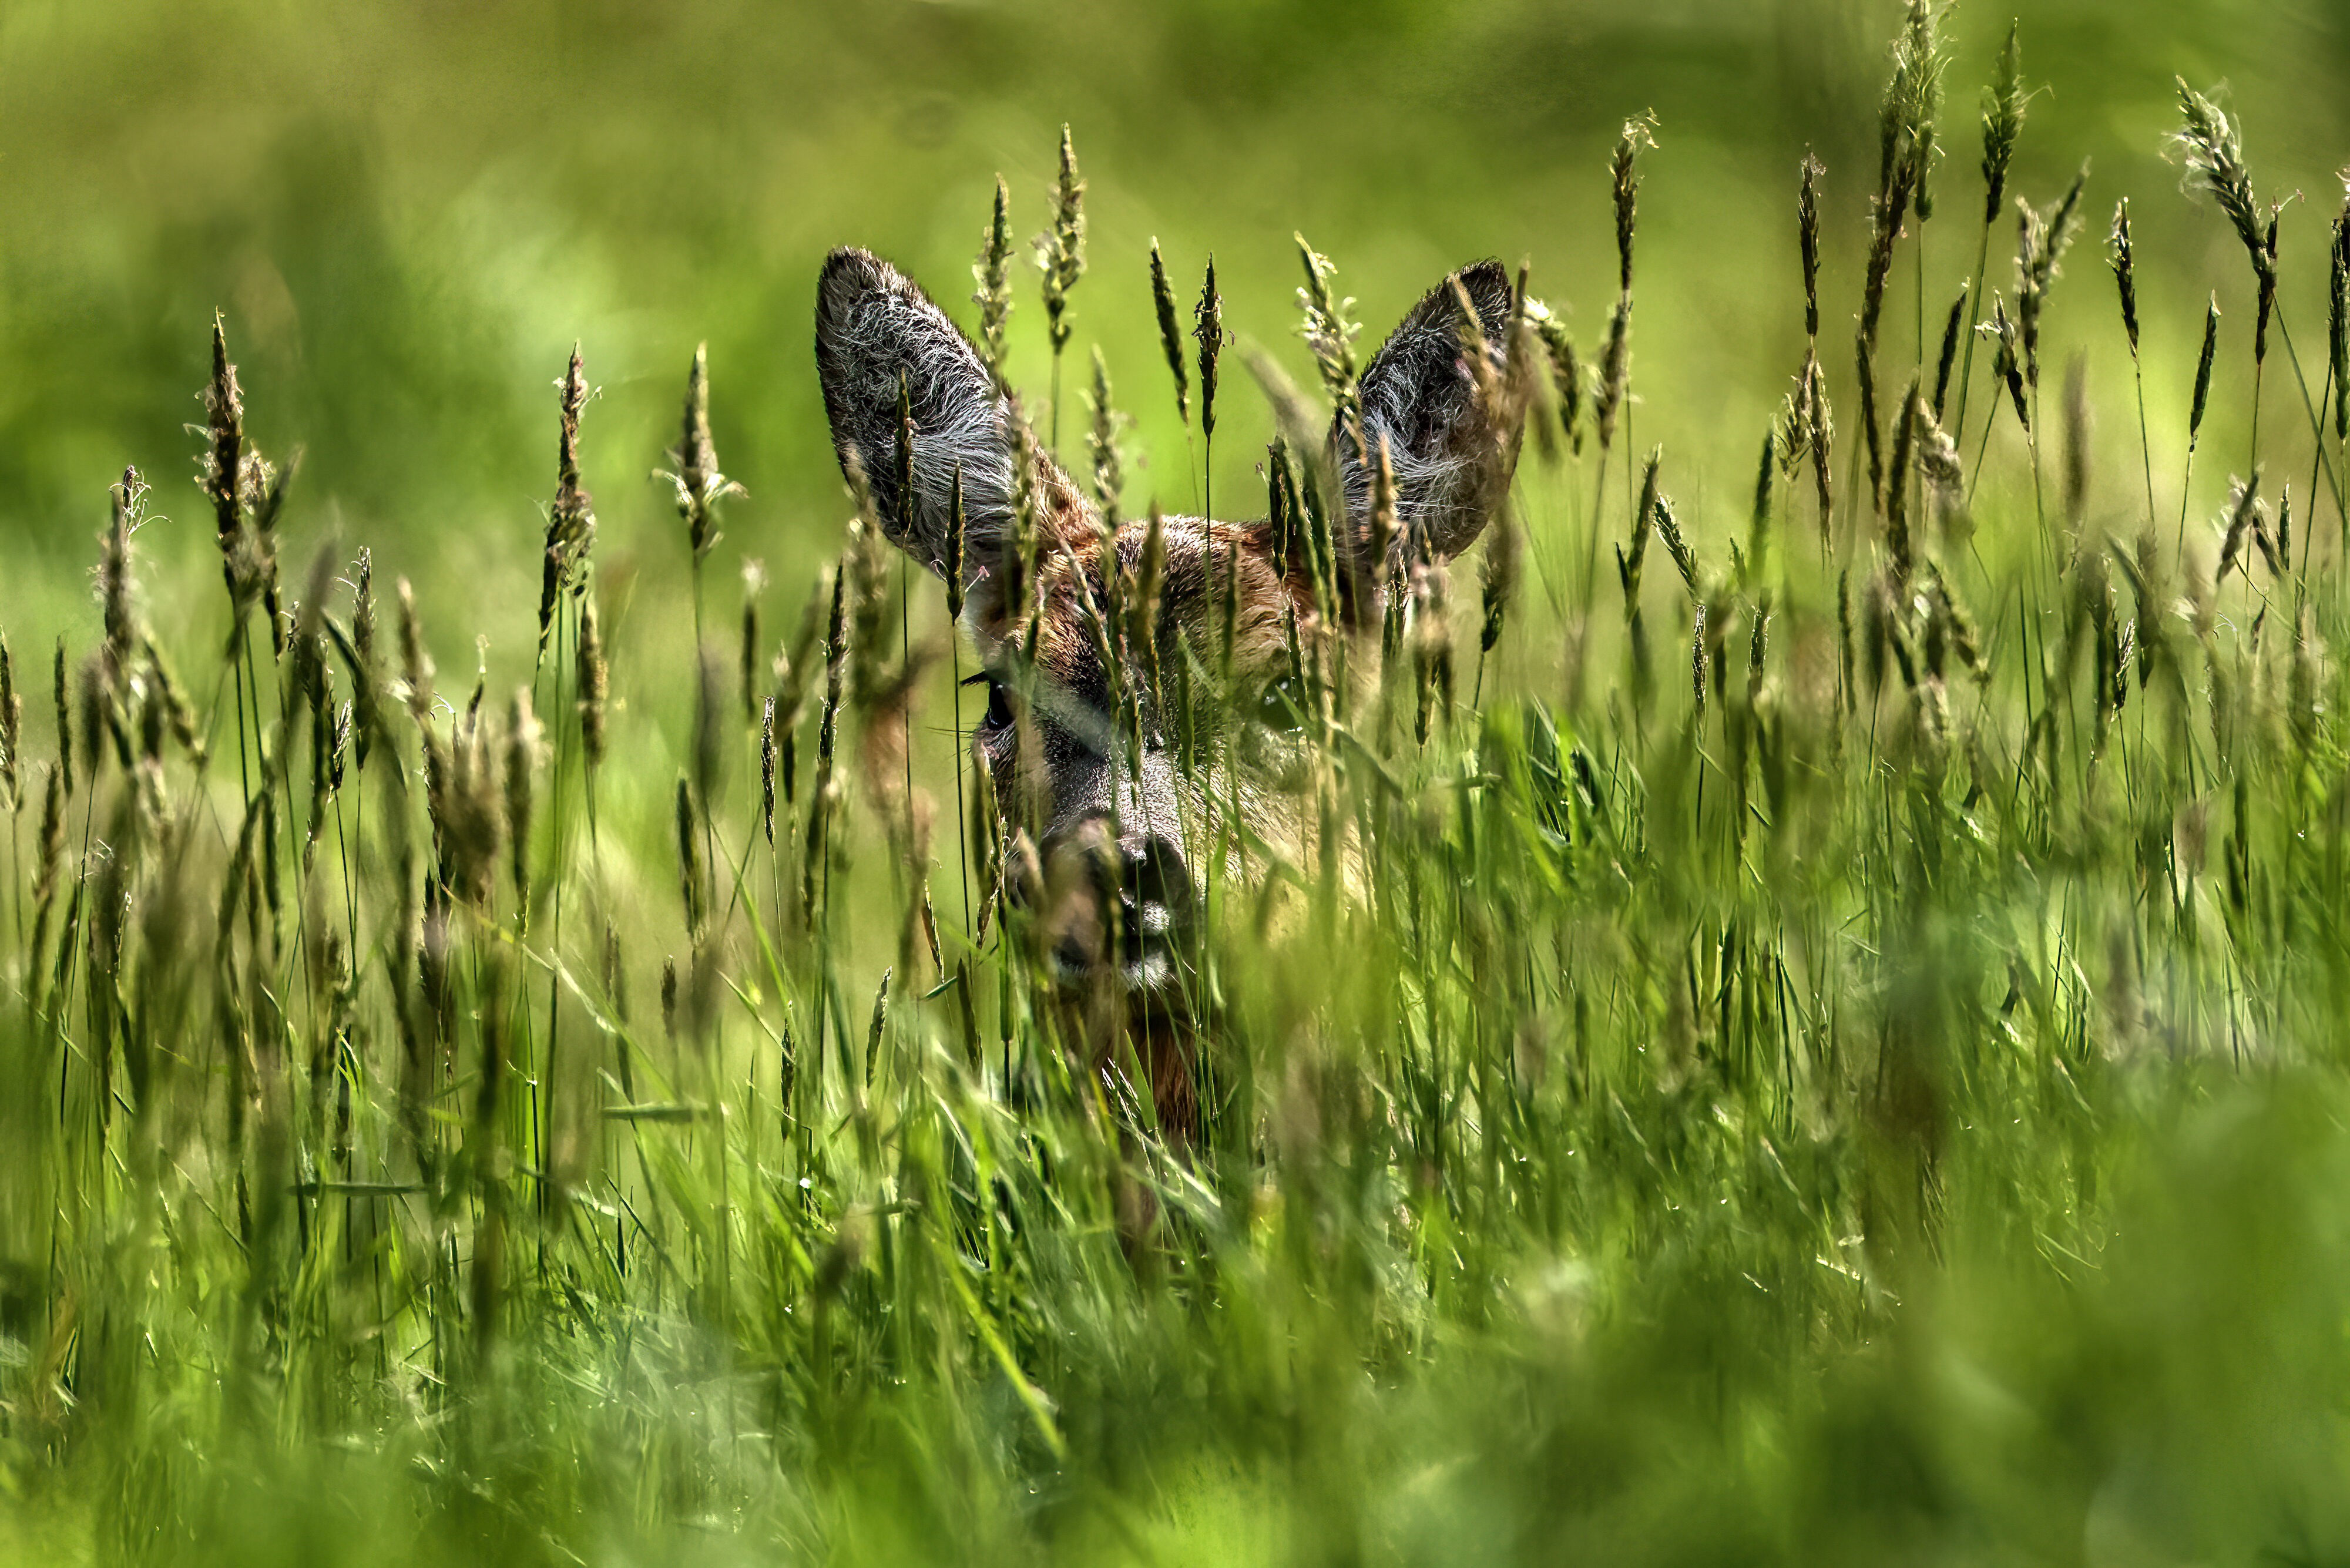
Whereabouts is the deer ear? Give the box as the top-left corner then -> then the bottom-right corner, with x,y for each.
816,248 -> 1086,584
1337,260 -> 1519,568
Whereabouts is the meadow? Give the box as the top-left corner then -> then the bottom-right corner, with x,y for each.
8,2 -> 2350,1562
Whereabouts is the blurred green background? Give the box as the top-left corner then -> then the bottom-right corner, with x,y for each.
0,0 -> 2343,657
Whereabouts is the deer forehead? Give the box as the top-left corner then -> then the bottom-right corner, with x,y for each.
972,515 -> 1312,688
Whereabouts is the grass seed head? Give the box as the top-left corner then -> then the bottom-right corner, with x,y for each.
760,696 -> 778,849
1980,294 -> 2029,431
2215,471 -> 2262,587
2062,355 -> 2091,525
661,343 -> 741,562
1804,352 -> 1835,538
75,650 -> 112,785
1748,428 -> 1775,588
1653,491 -> 1698,597
33,761 -> 64,904
1980,21 -> 2025,223
1528,304 -> 1584,455
1855,329 -> 1884,510
2110,198 -> 2141,356
51,637 -> 70,796
2173,78 -> 2272,286
98,467 -> 145,680
503,687 -> 539,912
1295,233 -> 1362,444
1690,600 -> 1709,716
1035,125 -> 1086,356
1886,374 -> 1921,580
1481,500 -> 1519,655
1149,239 -> 1191,426
1928,283 -> 1968,418
674,775 -> 704,941
1612,112 -> 1658,294
1129,505 -> 1167,672
1798,151 -> 1825,340
693,644 -> 724,816
2191,294 -> 2221,445
1193,254 -> 1225,441
973,176 -> 1015,382
1597,295 -> 1633,452
396,577 -> 434,733
740,560 -> 766,723
2330,194 -> 2349,443
1914,395 -> 1965,493
945,465 -> 968,622
2255,214 -> 2278,367
202,314 -> 244,549
1368,433 -> 1401,585
576,590 -> 607,768
1861,157 -> 1917,355
540,345 -> 597,657
0,632 -> 18,812
1086,345 -> 1126,525
1887,1 -> 1946,217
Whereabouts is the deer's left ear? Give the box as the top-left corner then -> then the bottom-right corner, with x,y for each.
1334,260 -> 1519,569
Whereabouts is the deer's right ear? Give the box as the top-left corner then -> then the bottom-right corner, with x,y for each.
815,248 -> 1019,582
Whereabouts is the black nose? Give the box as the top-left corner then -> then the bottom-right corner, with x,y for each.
1115,834 -> 1191,949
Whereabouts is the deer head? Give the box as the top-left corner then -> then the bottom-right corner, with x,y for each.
814,246 -> 1519,1134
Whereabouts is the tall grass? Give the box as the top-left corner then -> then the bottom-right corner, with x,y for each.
9,15 -> 2350,1564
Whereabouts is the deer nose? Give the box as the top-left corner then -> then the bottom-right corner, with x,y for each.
1113,832 -> 1191,943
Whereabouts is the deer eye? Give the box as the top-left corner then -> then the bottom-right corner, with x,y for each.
983,677 -> 1016,731
1256,674 -> 1305,734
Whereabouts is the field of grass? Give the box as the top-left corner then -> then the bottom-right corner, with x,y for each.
11,3 -> 2350,1563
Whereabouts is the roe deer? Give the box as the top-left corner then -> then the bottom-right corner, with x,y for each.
815,246 -> 1520,1141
